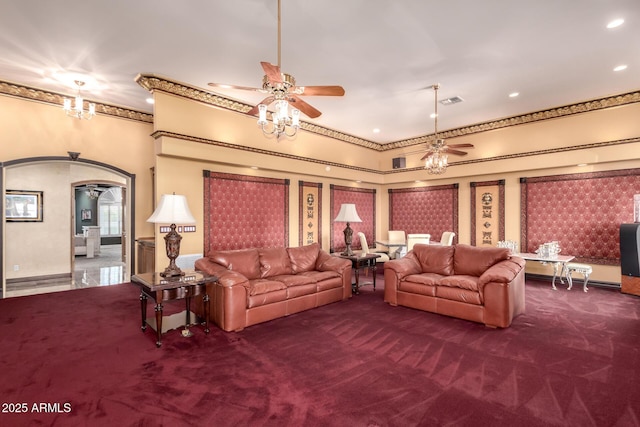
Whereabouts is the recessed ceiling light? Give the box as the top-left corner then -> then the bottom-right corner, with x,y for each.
509,92 -> 519,98
614,64 -> 628,72
373,128 -> 380,133
430,113 -> 437,119
415,180 -> 422,183
577,163 -> 588,167
250,166 -> 259,170
355,180 -> 362,183
607,18 -> 624,29
146,98 -> 154,104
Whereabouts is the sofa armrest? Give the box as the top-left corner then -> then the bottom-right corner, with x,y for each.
316,251 -> 352,274
478,256 -> 526,288
384,253 -> 421,279
195,258 -> 249,288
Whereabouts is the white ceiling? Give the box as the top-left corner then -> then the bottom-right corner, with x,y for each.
1,0 -> 638,144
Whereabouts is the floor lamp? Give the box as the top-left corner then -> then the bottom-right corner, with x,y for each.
334,203 -> 362,256
147,194 -> 196,277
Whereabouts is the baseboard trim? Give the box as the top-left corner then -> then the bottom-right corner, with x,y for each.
525,273 -> 621,290
6,273 -> 72,285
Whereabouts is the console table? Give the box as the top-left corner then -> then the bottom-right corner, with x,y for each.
519,253 -> 575,290
339,253 -> 380,294
131,270 -> 217,347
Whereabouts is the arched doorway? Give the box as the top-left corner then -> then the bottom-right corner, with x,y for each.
1,156 -> 135,298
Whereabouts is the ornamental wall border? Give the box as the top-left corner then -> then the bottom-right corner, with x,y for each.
0,80 -> 153,123
136,74 -> 640,152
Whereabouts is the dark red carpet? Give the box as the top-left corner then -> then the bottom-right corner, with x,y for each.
1,278 -> 639,426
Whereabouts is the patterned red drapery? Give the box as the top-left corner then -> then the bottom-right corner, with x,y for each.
330,185 -> 376,253
521,169 -> 640,265
203,171 -> 289,255
388,184 -> 459,244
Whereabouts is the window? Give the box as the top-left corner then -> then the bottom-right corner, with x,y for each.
99,187 -> 122,237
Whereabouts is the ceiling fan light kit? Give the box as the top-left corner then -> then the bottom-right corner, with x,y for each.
207,0 -> 345,141
421,84 -> 473,175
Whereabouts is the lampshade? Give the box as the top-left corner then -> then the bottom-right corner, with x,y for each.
147,194 -> 196,224
334,203 -> 362,223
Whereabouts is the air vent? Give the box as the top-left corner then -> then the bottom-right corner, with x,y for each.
440,96 -> 464,105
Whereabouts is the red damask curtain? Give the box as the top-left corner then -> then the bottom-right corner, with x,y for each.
521,169 -> 640,265
330,185 -> 376,253
388,184 -> 459,243
203,171 -> 289,254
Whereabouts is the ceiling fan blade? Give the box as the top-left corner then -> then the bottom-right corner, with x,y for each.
289,95 -> 322,118
246,96 -> 275,116
260,62 -> 283,84
446,143 -> 474,149
420,152 -> 433,161
208,82 -> 265,92
443,148 -> 468,156
296,85 -> 345,96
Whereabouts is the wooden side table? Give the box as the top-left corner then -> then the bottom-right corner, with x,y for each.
339,253 -> 381,294
131,270 -> 217,347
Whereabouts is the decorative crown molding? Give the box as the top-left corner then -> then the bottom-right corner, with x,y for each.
0,80 -> 153,123
136,74 -> 640,153
135,74 -> 380,150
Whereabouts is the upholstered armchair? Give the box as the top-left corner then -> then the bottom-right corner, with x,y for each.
407,233 -> 431,251
440,231 -> 456,246
357,232 -> 390,263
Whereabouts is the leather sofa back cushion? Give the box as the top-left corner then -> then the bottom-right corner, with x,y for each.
208,249 -> 261,280
413,244 -> 455,276
259,247 -> 293,278
287,243 -> 320,273
454,244 -> 510,276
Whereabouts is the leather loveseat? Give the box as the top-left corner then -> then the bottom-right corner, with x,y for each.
194,243 -> 352,332
384,244 -> 526,328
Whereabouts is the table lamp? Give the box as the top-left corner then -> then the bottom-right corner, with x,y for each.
334,203 -> 362,256
147,194 -> 196,277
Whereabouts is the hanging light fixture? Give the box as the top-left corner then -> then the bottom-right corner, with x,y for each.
425,84 -> 448,174
85,185 -> 100,200
256,0 -> 300,139
63,80 -> 96,120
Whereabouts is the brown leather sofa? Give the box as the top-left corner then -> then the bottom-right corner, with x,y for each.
384,244 -> 526,328
194,243 -> 352,332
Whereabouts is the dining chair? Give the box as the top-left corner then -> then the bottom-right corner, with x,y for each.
440,231 -> 456,246
357,232 -> 390,262
407,233 -> 431,251
387,230 -> 407,258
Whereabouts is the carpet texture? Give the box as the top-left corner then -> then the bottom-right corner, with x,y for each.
1,279 -> 639,426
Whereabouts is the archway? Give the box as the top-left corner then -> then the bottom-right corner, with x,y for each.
1,156 -> 135,298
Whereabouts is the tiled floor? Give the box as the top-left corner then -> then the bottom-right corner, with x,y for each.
5,245 -> 126,298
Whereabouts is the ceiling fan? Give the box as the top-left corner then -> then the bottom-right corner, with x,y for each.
419,84 -> 474,164
208,0 -> 345,120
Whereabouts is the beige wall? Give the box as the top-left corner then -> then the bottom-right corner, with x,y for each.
2,85 -> 639,287
1,94 -> 155,284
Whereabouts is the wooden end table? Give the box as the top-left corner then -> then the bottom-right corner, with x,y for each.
339,253 -> 381,294
131,270 -> 217,347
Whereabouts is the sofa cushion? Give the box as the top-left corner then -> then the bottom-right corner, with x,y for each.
404,272 -> 444,286
259,247 -> 293,278
439,275 -> 480,291
248,278 -> 287,296
287,243 -> 320,273
453,244 -> 510,277
208,249 -> 261,280
413,244 -> 455,276
271,274 -> 316,287
299,270 -> 340,282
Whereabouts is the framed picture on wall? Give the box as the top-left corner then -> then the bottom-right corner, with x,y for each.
5,190 -> 43,222
81,209 -> 92,221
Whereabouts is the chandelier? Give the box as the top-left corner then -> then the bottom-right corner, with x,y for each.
63,80 -> 96,120
85,185 -> 99,200
425,84 -> 448,174
256,0 -> 300,139
258,99 -> 300,139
